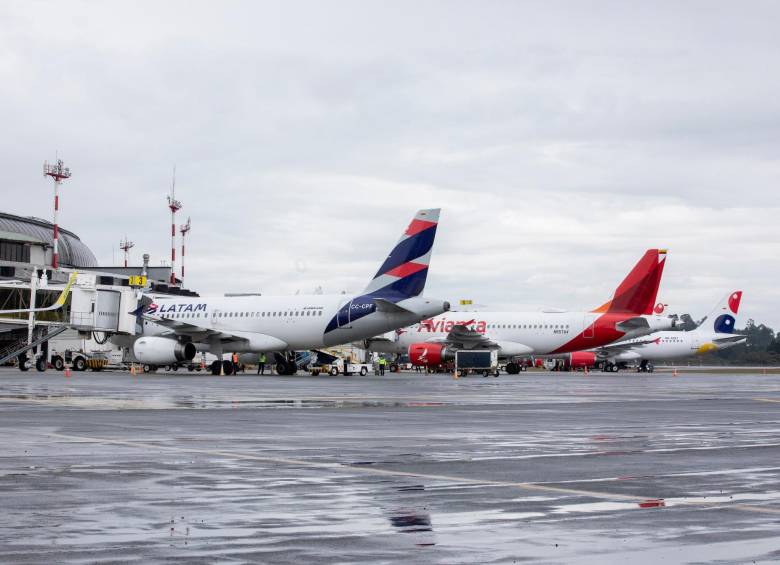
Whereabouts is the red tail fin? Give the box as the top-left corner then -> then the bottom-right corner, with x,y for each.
592,250 -> 667,315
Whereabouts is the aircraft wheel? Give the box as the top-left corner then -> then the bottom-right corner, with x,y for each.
35,357 -> 47,372
210,360 -> 221,375
222,360 -> 234,375
505,362 -> 519,375
18,354 -> 29,372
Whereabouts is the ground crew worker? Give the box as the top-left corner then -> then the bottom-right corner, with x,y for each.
378,356 -> 387,376
257,353 -> 267,375
232,352 -> 239,374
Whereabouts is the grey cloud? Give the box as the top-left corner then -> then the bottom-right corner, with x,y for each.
0,1 -> 777,328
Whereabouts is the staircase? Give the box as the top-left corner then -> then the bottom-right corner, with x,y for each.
294,351 -> 314,370
0,325 -> 69,366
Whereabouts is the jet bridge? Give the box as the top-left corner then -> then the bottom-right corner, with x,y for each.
0,270 -> 141,369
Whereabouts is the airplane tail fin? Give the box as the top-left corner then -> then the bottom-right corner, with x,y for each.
591,249 -> 667,315
362,209 -> 440,300
707,291 -> 743,334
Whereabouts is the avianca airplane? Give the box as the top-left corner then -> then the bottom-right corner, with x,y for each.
565,291 -> 746,372
364,249 -> 682,374
114,209 -> 449,375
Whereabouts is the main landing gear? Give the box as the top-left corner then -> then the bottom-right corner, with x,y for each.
274,353 -> 297,376
504,362 -> 527,375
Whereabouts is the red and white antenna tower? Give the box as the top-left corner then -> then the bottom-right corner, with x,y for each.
43,158 -> 71,270
179,217 -> 191,282
166,168 -> 182,284
119,236 -> 135,268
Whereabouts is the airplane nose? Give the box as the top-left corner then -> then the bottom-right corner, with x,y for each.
443,301 -> 451,311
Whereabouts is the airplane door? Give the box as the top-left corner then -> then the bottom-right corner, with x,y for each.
212,308 -> 221,327
336,300 -> 352,328
583,314 -> 597,338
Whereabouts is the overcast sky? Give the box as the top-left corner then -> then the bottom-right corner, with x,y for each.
1,1 -> 778,327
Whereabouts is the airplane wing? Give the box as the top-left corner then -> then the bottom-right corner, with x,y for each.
142,314 -> 248,345
713,335 -> 747,345
592,337 -> 660,357
443,324 -> 498,350
141,313 -> 289,350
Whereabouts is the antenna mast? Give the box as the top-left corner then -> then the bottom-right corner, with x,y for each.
43,158 -> 71,270
179,216 -> 191,283
119,236 -> 135,268
166,167 -> 182,284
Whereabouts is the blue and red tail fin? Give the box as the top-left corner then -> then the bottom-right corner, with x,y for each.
363,209 -> 440,300
591,249 -> 667,315
709,291 -> 743,334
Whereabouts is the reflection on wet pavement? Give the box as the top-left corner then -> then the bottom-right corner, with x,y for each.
1,368 -> 780,563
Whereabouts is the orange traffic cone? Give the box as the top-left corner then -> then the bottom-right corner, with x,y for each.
64,366 -> 71,378
672,367 -> 678,377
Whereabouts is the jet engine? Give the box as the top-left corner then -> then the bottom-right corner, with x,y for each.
408,343 -> 453,366
133,337 -> 196,365
567,351 -> 596,369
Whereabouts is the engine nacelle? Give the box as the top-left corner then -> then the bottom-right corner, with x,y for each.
408,343 -> 452,366
133,337 -> 196,365
568,351 -> 596,369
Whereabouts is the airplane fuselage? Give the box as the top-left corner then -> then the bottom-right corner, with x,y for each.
368,310 -> 675,357
605,330 -> 746,362
139,293 -> 448,353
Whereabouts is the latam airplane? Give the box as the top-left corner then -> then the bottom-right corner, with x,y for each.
115,209 -> 450,375
364,249 -> 682,374
564,291 -> 746,372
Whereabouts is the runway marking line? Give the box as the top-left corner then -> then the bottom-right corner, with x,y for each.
37,431 -> 780,515
753,398 -> 780,404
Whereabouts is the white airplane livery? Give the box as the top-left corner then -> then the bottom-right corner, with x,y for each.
115,209 -> 449,375
364,249 -> 682,374
570,291 -> 746,372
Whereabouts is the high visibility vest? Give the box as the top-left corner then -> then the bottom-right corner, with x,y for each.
232,354 -> 238,363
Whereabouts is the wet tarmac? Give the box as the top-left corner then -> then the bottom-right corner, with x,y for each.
2,367 -> 780,563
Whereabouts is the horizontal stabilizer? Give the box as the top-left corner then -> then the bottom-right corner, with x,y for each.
615,317 -> 650,332
373,298 -> 413,314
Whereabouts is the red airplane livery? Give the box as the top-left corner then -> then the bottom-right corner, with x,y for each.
363,249 -> 681,374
